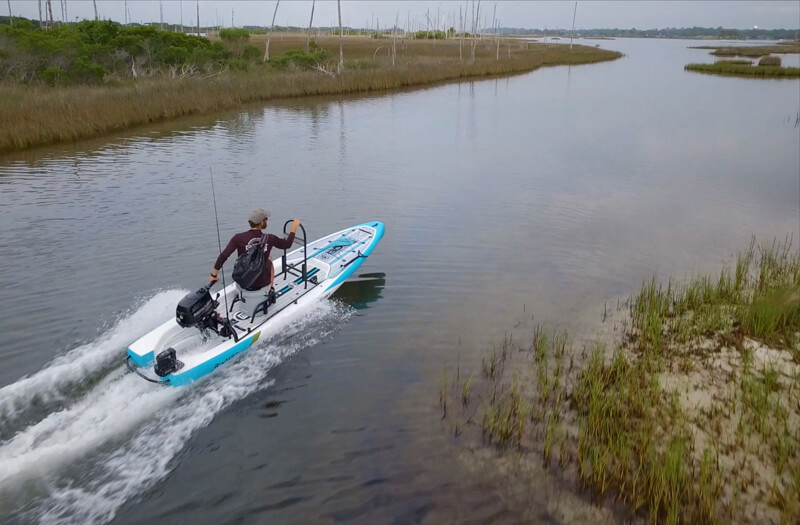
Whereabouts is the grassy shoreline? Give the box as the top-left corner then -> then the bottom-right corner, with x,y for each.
0,37 -> 620,154
443,239 -> 800,523
685,61 -> 800,78
690,43 -> 800,57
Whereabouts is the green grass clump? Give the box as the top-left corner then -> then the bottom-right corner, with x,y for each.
690,43 -> 800,57
685,62 -> 800,78
758,55 -> 782,66
443,238 -> 800,523
628,239 -> 800,351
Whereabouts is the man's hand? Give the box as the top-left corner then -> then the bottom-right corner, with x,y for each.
210,270 -> 219,285
290,219 -> 301,233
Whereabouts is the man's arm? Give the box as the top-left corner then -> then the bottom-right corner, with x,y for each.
268,219 -> 301,250
210,237 -> 238,284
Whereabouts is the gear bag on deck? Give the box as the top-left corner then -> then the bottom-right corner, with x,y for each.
232,235 -> 269,291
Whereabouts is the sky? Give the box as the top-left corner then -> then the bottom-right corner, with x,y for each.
7,1 -> 800,31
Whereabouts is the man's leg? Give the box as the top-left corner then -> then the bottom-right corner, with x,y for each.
269,257 -> 275,288
268,258 -> 276,304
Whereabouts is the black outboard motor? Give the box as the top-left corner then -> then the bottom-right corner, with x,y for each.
154,348 -> 183,377
176,285 -> 218,329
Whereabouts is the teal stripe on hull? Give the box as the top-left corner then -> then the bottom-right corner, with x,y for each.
164,333 -> 258,386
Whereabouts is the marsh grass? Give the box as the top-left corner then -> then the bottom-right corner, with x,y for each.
684,61 -> 800,78
0,35 -> 621,153
443,238 -> 800,523
758,55 -> 782,66
690,43 -> 800,57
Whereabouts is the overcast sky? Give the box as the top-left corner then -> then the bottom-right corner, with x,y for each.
8,1 -> 800,30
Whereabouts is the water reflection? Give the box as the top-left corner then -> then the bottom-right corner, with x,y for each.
333,273 -> 387,311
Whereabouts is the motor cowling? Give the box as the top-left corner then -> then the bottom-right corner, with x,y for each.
176,286 -> 217,328
154,348 -> 183,377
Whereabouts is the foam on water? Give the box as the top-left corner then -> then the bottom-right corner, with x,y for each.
0,293 -> 352,524
0,290 -> 188,428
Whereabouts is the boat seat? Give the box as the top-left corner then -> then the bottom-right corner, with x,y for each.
232,286 -> 271,319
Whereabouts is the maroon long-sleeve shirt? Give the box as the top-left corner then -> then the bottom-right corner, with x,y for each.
214,230 -> 295,289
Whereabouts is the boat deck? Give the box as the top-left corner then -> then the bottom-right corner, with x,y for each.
224,259 -> 327,335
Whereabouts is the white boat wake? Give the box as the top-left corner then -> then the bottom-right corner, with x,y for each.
0,292 -> 352,524
0,290 -> 188,433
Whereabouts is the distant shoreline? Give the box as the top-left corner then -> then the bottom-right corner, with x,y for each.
0,37 -> 621,154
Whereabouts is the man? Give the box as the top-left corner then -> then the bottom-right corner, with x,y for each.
210,208 -> 300,291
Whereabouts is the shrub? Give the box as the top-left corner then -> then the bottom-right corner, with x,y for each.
415,30 -> 446,40
38,66 -> 67,85
157,46 -> 189,65
219,28 -> 250,41
0,20 -> 232,83
270,48 -> 330,70
758,55 -> 781,66
242,45 -> 260,61
228,58 -> 249,71
70,56 -> 105,82
219,28 -> 250,58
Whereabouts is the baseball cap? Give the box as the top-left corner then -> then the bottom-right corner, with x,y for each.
248,208 -> 271,223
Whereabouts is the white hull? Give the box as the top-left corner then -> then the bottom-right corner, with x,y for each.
126,221 -> 384,386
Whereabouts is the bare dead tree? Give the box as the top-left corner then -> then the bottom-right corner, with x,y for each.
424,9 -> 431,39
196,0 -> 199,36
38,0 -> 42,26
179,0 -> 182,32
47,0 -> 53,28
493,3 -> 498,59
337,0 -> 343,73
92,0 -> 97,20
570,1 -> 578,50
392,10 -> 398,66
6,0 -> 13,25
471,0 -> 480,61
434,5 -> 439,47
459,6 -> 463,62
306,0 -> 315,52
264,0 -> 280,62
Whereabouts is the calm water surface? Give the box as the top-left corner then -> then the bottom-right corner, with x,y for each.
0,38 -> 798,524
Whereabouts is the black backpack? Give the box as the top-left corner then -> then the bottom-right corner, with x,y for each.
232,235 -> 268,291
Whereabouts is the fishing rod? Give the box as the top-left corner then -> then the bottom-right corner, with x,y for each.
209,168 -> 232,329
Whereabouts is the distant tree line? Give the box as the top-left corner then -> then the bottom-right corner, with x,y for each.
493,26 -> 799,40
